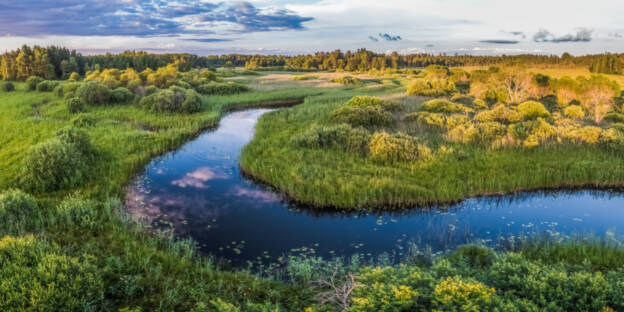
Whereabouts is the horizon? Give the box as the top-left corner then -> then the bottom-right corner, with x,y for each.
1,0 -> 623,57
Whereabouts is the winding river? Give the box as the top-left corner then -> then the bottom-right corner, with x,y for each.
126,108 -> 624,265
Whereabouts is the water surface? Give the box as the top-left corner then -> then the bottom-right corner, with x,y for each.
127,109 -> 624,265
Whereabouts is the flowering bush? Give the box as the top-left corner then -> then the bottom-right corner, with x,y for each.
433,276 -> 495,312
517,101 -> 551,120
369,131 -> 431,162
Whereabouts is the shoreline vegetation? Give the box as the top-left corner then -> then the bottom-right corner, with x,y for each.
2,45 -> 624,310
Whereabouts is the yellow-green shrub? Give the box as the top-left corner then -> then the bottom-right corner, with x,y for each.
369,131 -> 431,162
405,112 -> 446,129
346,96 -> 402,111
350,266 -> 431,312
332,105 -> 394,127
564,105 -> 585,120
433,276 -> 495,312
421,99 -> 473,114
407,79 -> 456,96
332,76 -> 361,85
292,124 -> 370,154
475,104 -> 521,123
517,101 -> 550,120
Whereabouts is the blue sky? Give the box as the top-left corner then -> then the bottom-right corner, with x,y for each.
0,0 -> 623,55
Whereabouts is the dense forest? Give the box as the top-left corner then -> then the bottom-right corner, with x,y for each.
1,45 -> 623,81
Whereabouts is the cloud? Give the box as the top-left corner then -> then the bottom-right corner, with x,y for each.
0,1 -> 313,37
171,167 -> 227,189
480,40 -> 519,44
533,28 -> 593,43
183,38 -> 234,43
368,35 -> 379,42
379,33 -> 402,41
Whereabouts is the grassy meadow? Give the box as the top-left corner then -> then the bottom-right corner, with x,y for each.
3,60 -> 624,311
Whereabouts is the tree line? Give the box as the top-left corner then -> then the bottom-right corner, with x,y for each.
2,45 -> 623,81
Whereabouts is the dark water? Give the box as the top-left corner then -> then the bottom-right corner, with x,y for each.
126,109 -> 624,265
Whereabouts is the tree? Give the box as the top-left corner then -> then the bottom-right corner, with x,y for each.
498,67 -> 533,104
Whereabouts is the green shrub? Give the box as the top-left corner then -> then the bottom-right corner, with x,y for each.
53,82 -> 81,98
475,104 -> 521,124
605,112 -> 624,123
455,81 -> 471,94
346,96 -> 402,111
421,99 -> 473,114
0,81 -> 15,92
517,101 -> 551,120
110,87 -> 134,103
407,79 -> 456,96
473,99 -> 488,110
405,111 -> 447,129
369,131 -> 431,162
67,97 -> 86,113
25,76 -> 44,91
145,85 -> 159,96
76,81 -> 111,106
0,235 -> 104,311
332,76 -> 361,85
196,81 -> 249,95
331,105 -> 393,127
55,127 -> 97,159
139,86 -> 202,113
292,124 -> 370,154
539,94 -> 558,111
23,128 -> 95,192
0,189 -> 40,234
35,80 -> 59,92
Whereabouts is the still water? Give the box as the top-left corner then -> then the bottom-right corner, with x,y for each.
126,109 -> 624,265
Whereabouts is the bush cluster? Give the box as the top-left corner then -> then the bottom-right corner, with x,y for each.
25,76 -> 44,91
407,78 -> 456,96
67,97 -> 86,113
0,81 -> 15,92
110,87 -> 134,103
23,127 -> 96,192
139,86 -> 202,113
332,76 -> 361,85
0,189 -> 40,235
369,131 -> 431,162
35,80 -> 60,92
76,82 -> 111,106
292,123 -> 370,154
195,81 -> 249,95
421,99 -> 473,114
331,96 -> 397,127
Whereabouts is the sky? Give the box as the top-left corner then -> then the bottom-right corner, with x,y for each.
0,0 -> 623,56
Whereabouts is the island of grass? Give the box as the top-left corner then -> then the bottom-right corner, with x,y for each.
241,65 -> 624,209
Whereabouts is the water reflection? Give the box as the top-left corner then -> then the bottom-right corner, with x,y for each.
126,109 -> 624,265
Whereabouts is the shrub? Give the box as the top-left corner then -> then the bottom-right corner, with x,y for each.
68,72 -> 80,81
196,81 -> 249,95
55,127 -> 97,159
421,99 -> 473,114
331,105 -> 393,127
405,112 -> 446,129
517,101 -> 551,120
473,99 -> 488,110
110,87 -> 134,103
510,119 -> 556,147
346,96 -> 402,111
433,276 -> 495,312
145,85 -> 159,96
292,75 -> 318,81
564,105 -> 585,120
481,88 -> 508,105
476,122 -> 507,143
0,235 -> 104,311
53,197 -> 100,230
25,76 -> 44,91
474,104 -> 521,124
139,86 -> 202,113
332,76 -> 361,85
350,266 -> 430,312
23,128 -> 95,191
407,79 -> 456,96
0,81 -> 15,92
35,80 -> 60,92
539,94 -> 558,111
292,124 -> 370,154
53,82 -> 81,98
67,97 -> 86,113
76,82 -> 110,106
369,131 -> 431,162
0,189 -> 40,234
604,112 -> 624,123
